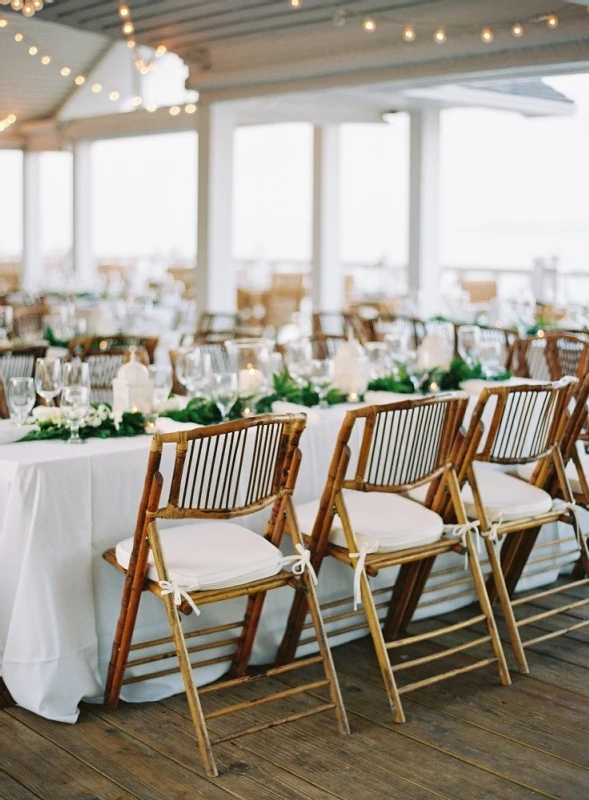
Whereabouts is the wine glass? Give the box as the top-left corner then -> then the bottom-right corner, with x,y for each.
35,358 -> 62,407
364,342 -> 391,380
457,325 -> 481,367
384,330 -> 409,364
478,340 -> 503,379
60,385 -> 90,444
308,359 -> 334,409
0,306 -> 13,343
62,360 -> 91,391
284,339 -> 313,386
211,372 -> 238,422
148,364 -> 173,410
405,350 -> 425,393
8,377 -> 36,426
177,349 -> 212,400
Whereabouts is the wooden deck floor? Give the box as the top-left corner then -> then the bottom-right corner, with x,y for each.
2,583 -> 588,800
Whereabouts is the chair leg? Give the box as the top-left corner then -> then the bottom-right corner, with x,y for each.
360,570 -> 406,723
300,569 -> 350,736
465,535 -> 511,686
483,537 -> 529,675
382,557 -> 435,642
276,584 -> 311,666
230,591 -> 267,678
160,593 -> 218,778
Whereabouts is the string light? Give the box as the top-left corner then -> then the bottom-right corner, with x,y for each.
121,20 -> 134,35
0,19 -> 6,27
511,23 -> 524,37
402,25 -> 416,41
14,32 -> 22,41
7,0 -> 45,16
41,54 -> 50,64
91,83 -> 102,93
363,17 -> 376,32
185,103 -> 196,114
289,0 -> 301,7
61,67 -> 70,76
28,45 -> 37,55
433,28 -> 446,43
169,105 -> 181,115
480,27 -> 493,43
109,91 -> 119,101
118,3 -> 130,18
547,14 -> 559,28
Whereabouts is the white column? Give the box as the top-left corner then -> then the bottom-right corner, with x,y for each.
73,140 -> 95,288
408,110 -> 441,318
196,103 -> 236,314
22,151 -> 43,292
311,125 -> 342,312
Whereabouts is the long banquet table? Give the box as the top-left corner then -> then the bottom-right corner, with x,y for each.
0,386 -> 579,723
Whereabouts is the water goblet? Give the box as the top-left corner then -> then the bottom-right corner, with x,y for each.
60,384 -> 90,444
365,342 -> 391,380
478,340 -> 504,379
457,325 -> 481,367
8,377 -> 36,426
35,358 -> 62,407
148,364 -> 173,410
308,358 -> 334,409
178,349 -> 213,400
211,372 -> 238,422
62,360 -> 91,391
284,339 -> 313,386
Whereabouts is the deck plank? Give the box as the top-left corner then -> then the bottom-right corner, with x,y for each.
0,770 -> 42,800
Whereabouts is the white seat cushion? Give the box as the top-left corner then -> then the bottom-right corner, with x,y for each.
517,449 -> 586,496
116,521 -> 283,591
296,491 -> 444,554
462,463 -> 552,522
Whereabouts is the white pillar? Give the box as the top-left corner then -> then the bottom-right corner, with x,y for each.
22,151 -> 43,292
311,125 -> 342,312
408,110 -> 441,318
73,140 -> 95,288
196,103 -> 236,314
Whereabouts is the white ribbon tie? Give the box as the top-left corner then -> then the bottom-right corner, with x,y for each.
349,545 -> 370,610
282,544 -> 318,586
159,580 -> 201,616
443,520 -> 480,569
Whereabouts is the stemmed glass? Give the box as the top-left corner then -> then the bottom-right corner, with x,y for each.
308,359 -> 334,409
35,358 -> 62,407
8,377 -> 36,426
478,340 -> 503,379
457,325 -> 481,367
176,348 -> 212,400
61,361 -> 91,444
211,372 -> 238,422
148,364 -> 173,410
0,306 -> 13,343
284,339 -> 313,386
365,342 -> 391,380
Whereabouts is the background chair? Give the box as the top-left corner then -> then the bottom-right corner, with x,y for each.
13,304 -> 50,341
0,344 -> 48,418
278,393 -> 510,723
507,332 -> 589,381
69,335 -> 159,364
169,342 -> 229,396
103,414 -> 348,776
75,346 -> 150,405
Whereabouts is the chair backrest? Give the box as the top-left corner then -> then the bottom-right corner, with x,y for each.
507,332 -> 589,382
460,279 -> 497,305
309,334 -> 345,359
69,336 -> 158,364
373,314 -> 423,350
334,393 -> 468,496
13,305 -> 50,340
264,273 -> 307,330
312,312 -> 347,338
148,414 -> 307,521
455,323 -> 517,364
0,345 -> 48,418
464,378 -> 576,467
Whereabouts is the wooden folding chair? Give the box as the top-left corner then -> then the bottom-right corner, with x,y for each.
71,346 -> 150,405
278,393 -> 510,723
69,335 -> 159,364
103,414 -> 349,777
507,332 -> 589,382
457,377 -> 586,674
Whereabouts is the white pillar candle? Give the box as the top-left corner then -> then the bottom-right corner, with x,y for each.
238,367 -> 264,393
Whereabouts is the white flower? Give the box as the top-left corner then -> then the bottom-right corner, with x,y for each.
33,406 -> 65,426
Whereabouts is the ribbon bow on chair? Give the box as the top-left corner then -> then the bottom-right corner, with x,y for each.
282,544 -> 318,585
349,544 -> 371,610
443,520 -> 480,569
159,580 -> 201,616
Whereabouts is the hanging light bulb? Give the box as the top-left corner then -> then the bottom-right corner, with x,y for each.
74,75 -> 85,85
109,91 -> 119,101
480,27 -> 493,43
363,17 -> 376,32
61,67 -> 71,76
32,0 -> 43,8
10,0 -> 25,10
118,3 -> 130,18
547,14 -> 559,28
121,20 -> 134,35
185,104 -> 197,114
22,2 -> 35,16
91,83 -> 102,93
155,45 -> 167,56
433,28 -> 446,43
127,38 -> 136,48
28,45 -> 37,55
402,25 -> 416,41
41,55 -> 51,64
14,32 -> 23,41
132,95 -> 142,106
289,0 -> 301,7
0,19 -> 6,26
511,22 -> 524,37
169,105 -> 181,115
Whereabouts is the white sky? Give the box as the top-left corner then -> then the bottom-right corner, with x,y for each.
0,73 -> 588,280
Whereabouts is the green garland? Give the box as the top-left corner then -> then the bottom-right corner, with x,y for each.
19,405 -> 147,442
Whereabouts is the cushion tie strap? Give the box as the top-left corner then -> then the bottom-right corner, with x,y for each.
551,498 -> 585,537
282,544 -> 318,586
443,521 -> 480,569
349,544 -> 370,610
159,580 -> 201,617
480,515 -> 503,558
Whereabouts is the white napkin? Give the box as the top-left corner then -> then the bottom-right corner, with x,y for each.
271,401 -> 322,425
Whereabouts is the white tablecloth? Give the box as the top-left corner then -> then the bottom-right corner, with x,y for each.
0,390 -> 578,722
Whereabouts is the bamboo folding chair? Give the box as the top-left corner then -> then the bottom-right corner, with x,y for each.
456,377 -> 586,673
103,414 -> 348,777
507,332 -> 589,382
454,323 -> 517,365
72,346 -> 150,405
278,393 -> 510,723
69,335 -> 159,364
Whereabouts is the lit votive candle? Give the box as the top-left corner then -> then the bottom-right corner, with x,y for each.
429,381 -> 439,393
348,392 -> 359,402
238,366 -> 264,393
